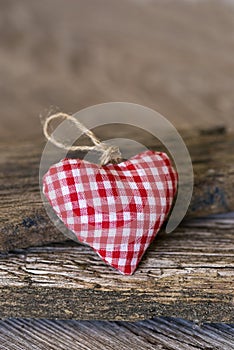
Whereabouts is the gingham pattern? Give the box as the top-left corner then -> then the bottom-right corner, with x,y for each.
43,150 -> 178,275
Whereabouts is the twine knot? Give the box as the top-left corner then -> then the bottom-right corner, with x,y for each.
99,144 -> 122,165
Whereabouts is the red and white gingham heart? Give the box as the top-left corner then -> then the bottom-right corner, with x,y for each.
43,150 -> 178,275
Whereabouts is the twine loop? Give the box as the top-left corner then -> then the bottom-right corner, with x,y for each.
43,112 -> 122,165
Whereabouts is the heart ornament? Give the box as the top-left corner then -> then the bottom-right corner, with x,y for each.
43,149 -> 178,275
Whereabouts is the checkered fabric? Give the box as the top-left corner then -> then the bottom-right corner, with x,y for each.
43,150 -> 178,275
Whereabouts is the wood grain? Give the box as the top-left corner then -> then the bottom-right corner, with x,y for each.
0,215 -> 233,322
1,129 -> 233,321
0,318 -> 233,350
1,130 -> 234,252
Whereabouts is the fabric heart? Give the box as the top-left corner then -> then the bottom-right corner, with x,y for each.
43,150 -> 178,275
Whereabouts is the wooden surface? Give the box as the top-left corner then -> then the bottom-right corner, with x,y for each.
1,129 -> 234,252
0,129 -> 234,322
0,317 -> 233,350
1,1 -> 234,347
0,214 -> 233,322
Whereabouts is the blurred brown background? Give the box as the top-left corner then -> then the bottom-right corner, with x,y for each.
0,0 -> 234,142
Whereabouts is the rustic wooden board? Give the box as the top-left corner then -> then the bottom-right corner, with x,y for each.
0,214 -> 233,322
0,317 -> 233,350
0,129 -> 234,252
0,129 -> 234,321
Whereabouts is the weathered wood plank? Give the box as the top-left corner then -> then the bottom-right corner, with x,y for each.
0,130 -> 234,251
0,318 -> 233,350
0,215 -> 233,322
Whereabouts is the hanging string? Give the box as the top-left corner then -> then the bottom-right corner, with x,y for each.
43,112 -> 122,165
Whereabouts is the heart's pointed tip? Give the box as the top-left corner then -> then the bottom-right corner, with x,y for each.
112,265 -> 137,276
123,270 -> 136,276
